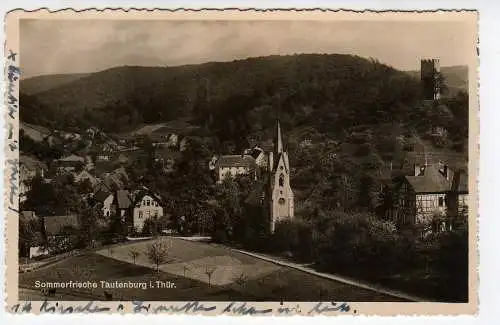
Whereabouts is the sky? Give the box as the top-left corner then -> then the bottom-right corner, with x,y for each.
20,19 -> 475,79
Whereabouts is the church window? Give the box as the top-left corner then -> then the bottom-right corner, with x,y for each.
279,174 -> 284,187
278,198 -> 286,205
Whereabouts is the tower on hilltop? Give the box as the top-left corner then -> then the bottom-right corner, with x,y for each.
421,58 -> 441,101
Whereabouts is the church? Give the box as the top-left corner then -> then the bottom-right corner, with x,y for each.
213,117 -> 295,233
263,118 -> 295,232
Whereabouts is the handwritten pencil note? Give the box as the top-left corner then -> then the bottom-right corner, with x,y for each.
6,50 -> 20,214
10,300 -> 353,315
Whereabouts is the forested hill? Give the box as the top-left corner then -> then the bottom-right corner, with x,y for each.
20,54 -> 419,130
21,73 -> 91,95
20,54 -> 468,156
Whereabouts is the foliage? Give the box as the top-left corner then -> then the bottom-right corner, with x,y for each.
19,218 -> 45,257
147,238 -> 170,273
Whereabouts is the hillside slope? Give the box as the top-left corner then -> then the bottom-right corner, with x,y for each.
21,54 -> 422,132
20,73 -> 91,95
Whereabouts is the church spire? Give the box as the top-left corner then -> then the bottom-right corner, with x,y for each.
274,117 -> 283,154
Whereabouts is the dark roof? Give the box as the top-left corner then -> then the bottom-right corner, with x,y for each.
216,155 -> 256,169
58,154 -> 85,162
43,215 -> 79,236
132,188 -> 164,206
403,151 -> 467,170
114,190 -> 132,209
20,121 -> 52,135
405,165 -> 451,193
250,148 -> 264,159
94,189 -> 111,202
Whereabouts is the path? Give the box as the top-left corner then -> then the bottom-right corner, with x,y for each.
173,237 -> 424,302
231,248 -> 424,302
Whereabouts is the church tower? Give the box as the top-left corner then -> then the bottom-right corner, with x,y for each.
421,58 -> 441,101
267,118 -> 294,233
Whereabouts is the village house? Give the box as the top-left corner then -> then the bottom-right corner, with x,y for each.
212,154 -> 258,183
92,186 -> 165,234
19,155 -> 47,203
54,154 -> 85,173
131,189 -> 165,233
395,155 -> 469,232
93,189 -> 114,217
20,121 -> 54,145
244,146 -> 268,169
228,119 -> 295,233
109,190 -> 133,224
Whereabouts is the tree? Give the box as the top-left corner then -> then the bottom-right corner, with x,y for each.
19,218 -> 45,257
204,265 -> 216,287
147,238 -> 169,274
129,247 -> 140,264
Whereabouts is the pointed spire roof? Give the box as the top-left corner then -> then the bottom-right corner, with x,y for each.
274,118 -> 283,154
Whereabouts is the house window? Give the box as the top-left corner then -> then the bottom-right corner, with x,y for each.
279,174 -> 284,187
438,197 -> 444,207
138,211 -> 143,219
146,200 -> 150,206
106,211 -> 110,217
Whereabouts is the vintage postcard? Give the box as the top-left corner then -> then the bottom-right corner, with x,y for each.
4,8 -> 478,316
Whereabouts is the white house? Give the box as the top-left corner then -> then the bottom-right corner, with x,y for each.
214,154 -> 257,183
132,192 -> 164,232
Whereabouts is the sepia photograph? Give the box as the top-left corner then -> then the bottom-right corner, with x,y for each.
10,11 -> 476,309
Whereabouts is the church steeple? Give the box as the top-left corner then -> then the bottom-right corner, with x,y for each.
274,118 -> 283,155
266,108 -> 294,233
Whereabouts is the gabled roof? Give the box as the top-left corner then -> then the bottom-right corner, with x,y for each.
57,154 -> 85,163
114,190 -> 132,209
132,188 -> 164,206
20,121 -> 52,135
405,165 -> 451,193
216,155 -> 256,169
403,151 -> 467,170
94,188 -> 112,202
43,215 -> 79,236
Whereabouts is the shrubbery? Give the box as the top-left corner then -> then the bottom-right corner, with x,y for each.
269,210 -> 468,301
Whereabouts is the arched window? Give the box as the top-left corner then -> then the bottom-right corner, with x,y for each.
279,174 -> 284,187
278,198 -> 286,205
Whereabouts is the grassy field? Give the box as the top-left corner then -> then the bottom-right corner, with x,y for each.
19,238 -> 406,302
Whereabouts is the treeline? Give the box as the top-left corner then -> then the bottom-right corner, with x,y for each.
21,54 -> 419,133
208,175 -> 469,302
